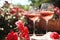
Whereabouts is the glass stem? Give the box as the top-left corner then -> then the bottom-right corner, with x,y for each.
33,20 -> 36,36
46,20 -> 48,33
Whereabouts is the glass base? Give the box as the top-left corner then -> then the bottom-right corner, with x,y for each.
32,34 -> 36,36
30,34 -> 36,40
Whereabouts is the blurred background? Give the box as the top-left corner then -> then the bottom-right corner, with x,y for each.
0,0 -> 60,40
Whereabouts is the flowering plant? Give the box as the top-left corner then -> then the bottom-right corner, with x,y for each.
0,1 -> 28,40
6,20 -> 30,40
15,20 -> 30,40
54,6 -> 60,19
6,31 -> 18,40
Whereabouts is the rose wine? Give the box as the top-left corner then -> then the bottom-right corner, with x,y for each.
40,11 -> 54,20
27,14 -> 40,21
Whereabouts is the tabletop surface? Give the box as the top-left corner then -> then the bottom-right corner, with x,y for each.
30,32 -> 60,40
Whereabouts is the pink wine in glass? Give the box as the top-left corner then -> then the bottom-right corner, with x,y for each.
40,11 -> 54,21
27,14 -> 40,21
26,13 -> 40,36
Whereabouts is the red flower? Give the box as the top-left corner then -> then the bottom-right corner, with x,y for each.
13,6 -> 19,10
6,31 -> 18,40
54,7 -> 60,16
15,20 -> 30,40
15,20 -> 24,31
50,32 -> 59,39
18,9 -> 24,13
56,9 -> 60,15
13,6 -> 20,12
19,27 -> 30,40
22,27 -> 29,34
20,32 -> 30,40
54,7 -> 59,12
10,8 -> 17,14
59,35 -> 60,38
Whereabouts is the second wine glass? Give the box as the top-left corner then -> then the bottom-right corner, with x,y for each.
40,3 -> 54,33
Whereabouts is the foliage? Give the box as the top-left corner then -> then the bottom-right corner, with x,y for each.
16,4 -> 30,11
51,0 -> 60,8
29,0 -> 52,7
0,2 -> 27,40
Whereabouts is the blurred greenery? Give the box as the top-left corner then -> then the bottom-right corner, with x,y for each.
29,0 -> 52,7
16,0 -> 53,11
16,0 -> 60,11
51,0 -> 60,8
16,4 -> 30,11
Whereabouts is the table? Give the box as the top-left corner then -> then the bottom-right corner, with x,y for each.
30,32 -> 60,40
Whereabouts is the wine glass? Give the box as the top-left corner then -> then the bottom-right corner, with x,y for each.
40,3 -> 54,33
29,12 -> 40,36
28,11 -> 40,40
26,7 -> 40,36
